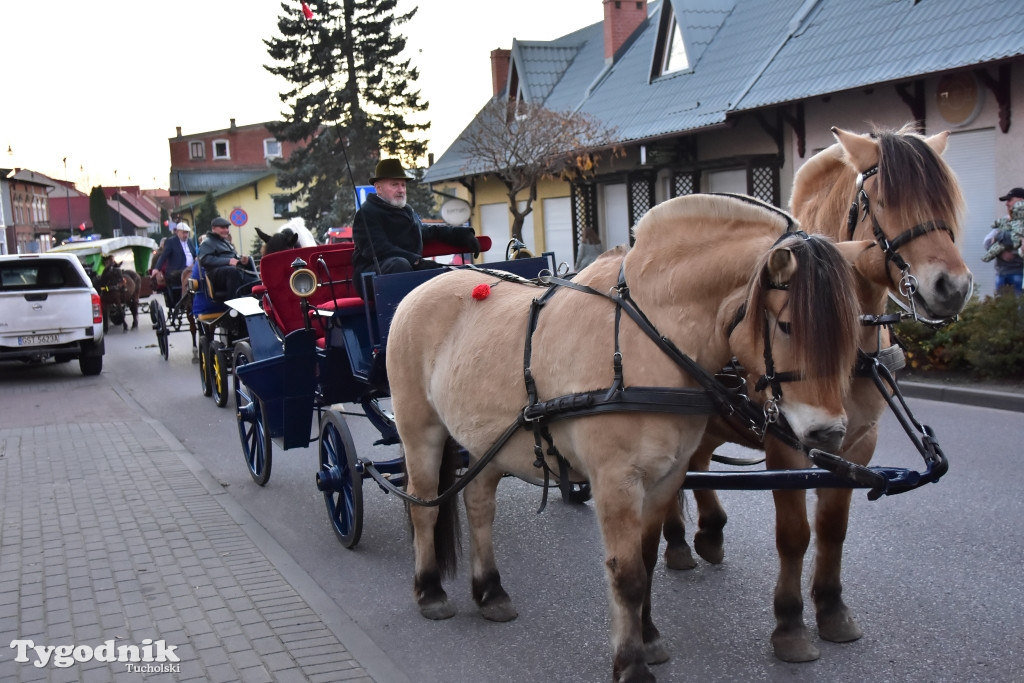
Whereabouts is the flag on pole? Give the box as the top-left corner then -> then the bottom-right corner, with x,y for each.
301,2 -> 313,20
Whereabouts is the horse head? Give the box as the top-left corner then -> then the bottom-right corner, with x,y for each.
725,233 -> 865,452
625,194 -> 862,453
792,125 -> 972,323
259,219 -> 318,256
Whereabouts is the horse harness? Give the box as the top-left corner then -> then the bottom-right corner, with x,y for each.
517,259 -> 809,509
847,164 -> 956,322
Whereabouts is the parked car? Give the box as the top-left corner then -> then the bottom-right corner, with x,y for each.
0,253 -> 105,375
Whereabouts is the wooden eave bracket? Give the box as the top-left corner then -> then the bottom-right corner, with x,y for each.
975,64 -> 1011,133
894,80 -> 926,132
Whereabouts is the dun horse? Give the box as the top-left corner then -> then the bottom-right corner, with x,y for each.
661,125 -> 971,663
387,194 -> 865,681
97,256 -> 141,332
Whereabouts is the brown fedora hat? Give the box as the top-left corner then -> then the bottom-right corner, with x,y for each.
370,159 -> 412,184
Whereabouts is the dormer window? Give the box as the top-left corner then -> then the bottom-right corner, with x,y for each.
213,139 -> 230,160
661,11 -> 689,74
651,1 -> 732,81
264,138 -> 282,159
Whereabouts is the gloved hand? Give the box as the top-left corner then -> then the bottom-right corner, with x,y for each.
453,227 -> 481,256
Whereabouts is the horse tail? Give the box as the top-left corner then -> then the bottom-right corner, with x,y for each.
434,437 -> 463,579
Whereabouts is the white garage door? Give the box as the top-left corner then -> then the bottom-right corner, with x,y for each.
602,183 -> 630,249
707,168 -> 746,194
542,196 -> 573,270
480,203 -> 510,263
943,128 -> 997,297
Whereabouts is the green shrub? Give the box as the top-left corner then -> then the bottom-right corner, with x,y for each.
894,294 -> 1024,378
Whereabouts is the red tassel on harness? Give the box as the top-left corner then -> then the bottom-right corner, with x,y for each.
472,284 -> 491,300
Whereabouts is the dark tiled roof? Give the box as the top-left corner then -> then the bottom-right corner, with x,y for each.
424,0 -> 1024,183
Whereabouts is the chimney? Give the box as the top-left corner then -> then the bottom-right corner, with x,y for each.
490,48 -> 511,96
175,126 -> 182,138
229,118 -> 236,130
603,0 -> 647,62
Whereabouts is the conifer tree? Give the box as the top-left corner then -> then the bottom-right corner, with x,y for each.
265,0 -> 429,230
88,187 -> 113,238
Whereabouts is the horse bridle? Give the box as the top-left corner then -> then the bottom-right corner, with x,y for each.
846,165 -> 957,323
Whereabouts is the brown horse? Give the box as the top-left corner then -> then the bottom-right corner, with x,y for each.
661,125 -> 971,663
97,256 -> 141,332
386,194 -> 865,681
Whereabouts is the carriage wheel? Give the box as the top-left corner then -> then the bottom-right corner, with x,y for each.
210,343 -> 230,408
232,341 -> 272,486
317,410 -> 362,548
198,336 -> 212,397
170,306 -> 183,332
153,302 -> 169,360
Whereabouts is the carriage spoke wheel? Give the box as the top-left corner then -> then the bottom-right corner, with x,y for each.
210,343 -> 230,408
198,336 -> 212,397
153,302 -> 169,360
317,410 -> 362,548
232,341 -> 272,486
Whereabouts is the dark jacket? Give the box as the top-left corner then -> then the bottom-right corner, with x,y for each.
352,194 -> 477,276
198,231 -> 240,270
154,236 -> 196,273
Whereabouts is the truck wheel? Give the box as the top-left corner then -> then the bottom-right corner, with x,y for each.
80,354 -> 103,376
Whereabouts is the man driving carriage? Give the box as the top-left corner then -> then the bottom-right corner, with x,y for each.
198,217 -> 260,300
352,159 -> 481,296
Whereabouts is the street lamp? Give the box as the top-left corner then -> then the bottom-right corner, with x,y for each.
63,157 -> 72,237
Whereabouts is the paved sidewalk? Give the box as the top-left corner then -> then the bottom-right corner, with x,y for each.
0,374 -> 408,683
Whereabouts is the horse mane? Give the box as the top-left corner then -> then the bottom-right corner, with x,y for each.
633,192 -> 795,244
874,125 -> 964,241
744,233 -> 859,404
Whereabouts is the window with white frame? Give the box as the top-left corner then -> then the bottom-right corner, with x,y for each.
660,11 -> 689,75
189,141 -> 205,159
264,138 -> 282,159
213,139 -> 230,160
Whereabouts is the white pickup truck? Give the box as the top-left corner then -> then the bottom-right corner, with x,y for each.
0,253 -> 105,375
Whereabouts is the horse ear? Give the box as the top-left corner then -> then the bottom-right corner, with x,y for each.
256,227 -> 272,243
767,247 -> 797,286
287,231 -> 299,248
831,126 -> 879,173
925,130 -> 949,155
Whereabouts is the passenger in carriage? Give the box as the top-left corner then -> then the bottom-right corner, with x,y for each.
198,217 -> 260,299
352,159 -> 480,295
151,221 -> 196,305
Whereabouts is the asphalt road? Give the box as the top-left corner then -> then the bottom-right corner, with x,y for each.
74,314 -> 1024,681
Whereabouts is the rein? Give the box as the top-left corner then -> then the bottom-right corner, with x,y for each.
847,165 -> 956,323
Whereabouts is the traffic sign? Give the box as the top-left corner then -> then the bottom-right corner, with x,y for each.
230,208 -> 248,227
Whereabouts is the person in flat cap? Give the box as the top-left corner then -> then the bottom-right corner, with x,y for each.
198,216 -> 260,299
352,158 -> 481,295
981,187 -> 1024,294
151,221 -> 197,306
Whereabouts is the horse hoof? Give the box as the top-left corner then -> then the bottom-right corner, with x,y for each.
479,597 -> 517,622
419,599 -> 456,621
817,611 -> 863,643
614,661 -> 655,683
663,543 -> 697,571
771,626 -> 820,663
693,530 -> 724,564
644,638 -> 669,665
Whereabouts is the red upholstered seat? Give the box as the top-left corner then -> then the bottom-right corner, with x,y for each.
257,244 -> 363,338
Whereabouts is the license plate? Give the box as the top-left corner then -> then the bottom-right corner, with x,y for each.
18,334 -> 60,346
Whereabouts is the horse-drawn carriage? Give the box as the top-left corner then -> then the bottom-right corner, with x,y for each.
213,127 -> 964,681
50,236 -> 157,332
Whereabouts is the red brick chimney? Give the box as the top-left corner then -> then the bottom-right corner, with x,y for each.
490,48 -> 511,96
603,0 -> 647,61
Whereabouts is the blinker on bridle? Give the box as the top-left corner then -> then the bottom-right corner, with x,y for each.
846,165 -> 956,322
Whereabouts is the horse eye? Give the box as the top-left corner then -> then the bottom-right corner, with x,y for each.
776,320 -> 792,335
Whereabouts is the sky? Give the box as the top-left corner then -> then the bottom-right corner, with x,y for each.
1,0 -> 604,192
